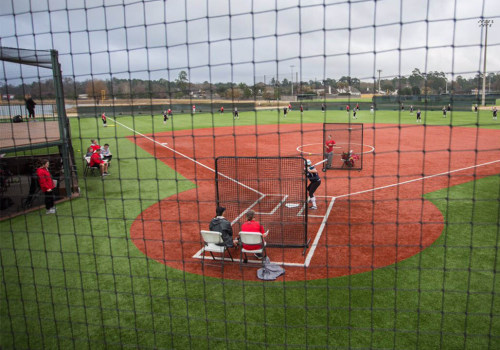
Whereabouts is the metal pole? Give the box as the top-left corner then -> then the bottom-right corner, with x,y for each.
290,65 -> 294,96
51,50 -> 73,198
479,19 -> 493,106
377,69 -> 382,93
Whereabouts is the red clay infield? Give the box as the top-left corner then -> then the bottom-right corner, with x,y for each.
128,123 -> 500,281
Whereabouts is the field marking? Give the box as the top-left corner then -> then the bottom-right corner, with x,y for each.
336,159 -> 500,199
254,195 -> 288,215
113,118 -> 336,267
304,197 -> 336,267
111,117 -> 263,196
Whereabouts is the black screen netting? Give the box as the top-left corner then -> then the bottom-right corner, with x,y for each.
1,1 -> 499,349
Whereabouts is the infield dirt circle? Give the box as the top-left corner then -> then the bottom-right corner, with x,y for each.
128,123 -> 500,281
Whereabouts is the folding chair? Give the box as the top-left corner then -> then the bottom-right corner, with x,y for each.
239,231 -> 267,269
83,156 -> 99,176
200,230 -> 233,271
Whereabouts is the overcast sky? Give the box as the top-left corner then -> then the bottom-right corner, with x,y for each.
1,0 -> 499,86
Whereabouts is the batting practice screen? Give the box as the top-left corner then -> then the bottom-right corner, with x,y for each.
215,157 -> 309,249
323,123 -> 364,170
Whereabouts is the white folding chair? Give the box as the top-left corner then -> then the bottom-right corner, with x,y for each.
83,156 -> 99,176
200,230 -> 233,270
239,231 -> 267,268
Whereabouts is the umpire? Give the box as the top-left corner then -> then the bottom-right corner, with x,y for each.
209,206 -> 235,247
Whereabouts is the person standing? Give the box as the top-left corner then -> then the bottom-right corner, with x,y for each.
192,105 -> 196,114
321,103 -> 326,113
163,110 -> 168,124
306,159 -> 321,210
167,108 -> 173,118
233,107 -> 239,119
324,134 -> 336,169
36,159 -> 56,214
353,109 -> 357,119
300,104 -> 304,114
474,104 -> 478,113
370,105 -> 374,114
209,206 -> 235,248
346,104 -> 350,115
24,94 -> 36,120
442,106 -> 447,118
416,109 -> 422,123
220,106 -> 224,114
101,113 -> 107,127
240,209 -> 267,259
288,103 -> 292,111
493,106 -> 497,121
410,105 -> 414,114
283,106 -> 288,118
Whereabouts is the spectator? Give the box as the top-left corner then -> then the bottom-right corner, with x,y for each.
240,210 -> 268,259
209,206 -> 235,248
85,147 -> 94,157
90,149 -> 109,178
90,140 -> 100,152
36,159 -> 56,214
24,94 -> 36,120
101,144 -> 112,162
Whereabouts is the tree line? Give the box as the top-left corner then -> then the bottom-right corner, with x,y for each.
1,69 -> 499,102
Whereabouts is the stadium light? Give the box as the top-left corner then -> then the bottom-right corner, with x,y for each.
478,19 -> 494,106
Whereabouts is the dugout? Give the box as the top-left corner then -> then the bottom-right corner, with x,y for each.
0,47 -> 78,219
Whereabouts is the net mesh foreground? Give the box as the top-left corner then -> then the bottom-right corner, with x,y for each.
1,1 -> 500,349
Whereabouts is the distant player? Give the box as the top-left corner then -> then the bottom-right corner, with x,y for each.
416,109 -> 421,123
192,105 -> 196,114
101,113 -> 107,127
346,104 -> 350,114
474,104 -> 478,113
288,103 -> 292,111
321,103 -> 326,113
305,159 -> 321,210
493,106 -> 497,120
300,104 -> 304,114
167,108 -> 173,118
324,134 -> 336,169
447,104 -> 451,112
163,110 -> 168,124
410,105 -> 414,114
353,109 -> 357,119
233,107 -> 239,119
442,106 -> 447,118
283,107 -> 288,118
370,105 -> 374,114
401,103 -> 405,111
356,103 -> 359,111
220,106 -> 224,114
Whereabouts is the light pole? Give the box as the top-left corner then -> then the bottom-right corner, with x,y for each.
290,65 -> 295,96
377,69 -> 382,94
479,19 -> 494,106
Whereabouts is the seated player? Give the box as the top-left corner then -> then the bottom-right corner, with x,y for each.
101,144 -> 112,163
90,149 -> 109,178
240,210 -> 268,259
209,206 -> 235,248
85,147 -> 94,157
90,139 -> 100,152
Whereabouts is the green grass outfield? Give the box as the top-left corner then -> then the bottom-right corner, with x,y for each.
1,109 -> 499,349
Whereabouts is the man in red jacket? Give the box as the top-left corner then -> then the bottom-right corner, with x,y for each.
36,159 -> 56,214
90,150 -> 109,178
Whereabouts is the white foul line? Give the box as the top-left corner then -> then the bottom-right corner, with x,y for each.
304,197 -> 336,267
335,159 -> 500,199
111,117 -> 263,195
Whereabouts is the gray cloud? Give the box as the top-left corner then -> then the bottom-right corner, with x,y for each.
0,0 -> 499,85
